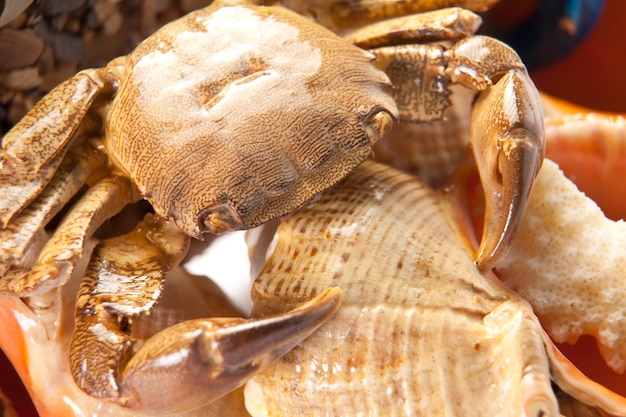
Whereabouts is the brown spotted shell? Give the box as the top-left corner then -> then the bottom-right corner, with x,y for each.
105,0 -> 397,238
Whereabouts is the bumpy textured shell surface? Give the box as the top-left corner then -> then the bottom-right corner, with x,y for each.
499,158 -> 626,374
105,0 -> 396,238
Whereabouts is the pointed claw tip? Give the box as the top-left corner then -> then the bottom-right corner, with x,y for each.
475,252 -> 494,272
475,199 -> 523,272
475,235 -> 507,272
477,130 -> 543,271
213,286 -> 343,372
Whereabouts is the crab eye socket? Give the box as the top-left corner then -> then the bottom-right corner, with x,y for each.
363,109 -> 394,146
198,202 -> 244,235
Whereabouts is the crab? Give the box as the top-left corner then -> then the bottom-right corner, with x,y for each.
0,0 -> 544,414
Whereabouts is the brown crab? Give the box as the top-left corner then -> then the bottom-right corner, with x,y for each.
0,0 -> 543,414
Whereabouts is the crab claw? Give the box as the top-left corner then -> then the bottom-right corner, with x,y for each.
118,287 -> 342,413
67,213 -> 342,414
471,69 -> 545,271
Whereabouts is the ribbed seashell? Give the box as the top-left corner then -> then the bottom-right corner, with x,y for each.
246,160 -> 562,416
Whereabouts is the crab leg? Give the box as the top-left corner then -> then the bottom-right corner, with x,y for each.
346,7 -> 482,49
348,8 -> 482,124
0,146 -> 108,278
0,175 -> 138,296
0,67 -> 115,228
1,245 -> 257,417
69,214 -> 341,414
288,0 -> 497,32
70,214 -> 191,400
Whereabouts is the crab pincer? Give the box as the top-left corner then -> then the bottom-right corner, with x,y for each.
452,35 -> 545,270
346,8 -> 545,270
69,214 -> 341,414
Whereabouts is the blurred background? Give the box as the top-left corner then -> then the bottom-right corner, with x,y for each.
483,0 -> 626,113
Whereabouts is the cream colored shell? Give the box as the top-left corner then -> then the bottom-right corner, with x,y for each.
246,161 -> 561,416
